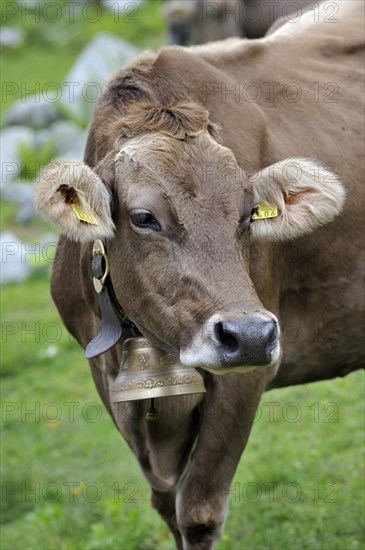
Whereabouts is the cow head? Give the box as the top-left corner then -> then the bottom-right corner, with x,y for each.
35,102 -> 345,373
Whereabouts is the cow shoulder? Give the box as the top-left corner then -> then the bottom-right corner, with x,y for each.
266,0 -> 364,56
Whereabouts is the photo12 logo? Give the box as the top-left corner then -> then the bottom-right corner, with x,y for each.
1,481 -> 140,504
1,2 -> 140,24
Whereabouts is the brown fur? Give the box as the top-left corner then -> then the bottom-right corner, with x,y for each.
112,100 -> 215,139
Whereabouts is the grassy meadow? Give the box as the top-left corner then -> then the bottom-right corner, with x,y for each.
1,1 -> 364,549
1,273 -> 364,549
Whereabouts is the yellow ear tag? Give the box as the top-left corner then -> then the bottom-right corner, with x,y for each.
71,200 -> 99,226
251,202 -> 278,221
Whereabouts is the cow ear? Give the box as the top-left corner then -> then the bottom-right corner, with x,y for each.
34,160 -> 115,242
249,158 -> 346,241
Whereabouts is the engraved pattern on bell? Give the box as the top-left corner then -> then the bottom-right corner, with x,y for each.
113,373 -> 203,392
111,337 -> 206,403
137,352 -> 150,369
159,353 -> 175,366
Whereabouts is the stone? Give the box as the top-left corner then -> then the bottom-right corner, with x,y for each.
0,27 -> 25,49
1,182 -> 35,224
48,120 -> 87,158
17,184 -> 36,224
3,95 -> 62,130
61,142 -> 87,162
61,32 -> 139,122
0,126 -> 35,189
35,120 -> 88,160
0,231 -> 33,285
39,345 -> 59,359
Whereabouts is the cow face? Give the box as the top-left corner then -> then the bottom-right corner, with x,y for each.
35,102 -> 345,373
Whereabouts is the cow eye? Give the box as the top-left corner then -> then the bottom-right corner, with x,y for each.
129,210 -> 161,231
250,206 -> 259,220
238,205 -> 259,236
238,217 -> 251,236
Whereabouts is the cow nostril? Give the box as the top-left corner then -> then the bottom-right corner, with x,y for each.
267,321 -> 279,345
214,322 -> 240,354
259,319 -> 279,347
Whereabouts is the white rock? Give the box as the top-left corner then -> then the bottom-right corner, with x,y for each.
39,345 -> 59,359
61,32 -> 139,122
0,27 -> 25,49
49,120 -> 88,157
3,95 -> 62,129
1,182 -> 35,224
0,126 -> 35,189
17,184 -> 36,224
0,231 -> 33,285
35,120 -> 87,159
61,145 -> 86,162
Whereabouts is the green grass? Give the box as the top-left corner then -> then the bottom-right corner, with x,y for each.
0,200 -> 18,231
1,274 -> 364,550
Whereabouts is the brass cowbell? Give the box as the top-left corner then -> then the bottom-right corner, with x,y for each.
111,337 -> 206,403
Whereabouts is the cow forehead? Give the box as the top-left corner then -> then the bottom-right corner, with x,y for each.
116,131 -> 248,201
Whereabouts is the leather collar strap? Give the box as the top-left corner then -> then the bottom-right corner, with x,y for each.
85,239 -> 137,360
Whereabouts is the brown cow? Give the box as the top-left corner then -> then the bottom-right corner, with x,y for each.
35,2 -> 364,549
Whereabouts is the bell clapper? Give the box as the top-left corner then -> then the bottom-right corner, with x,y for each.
146,398 -> 159,422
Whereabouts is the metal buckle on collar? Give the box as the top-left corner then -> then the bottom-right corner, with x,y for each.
92,239 -> 109,294
86,239 -> 122,359
86,239 -> 137,360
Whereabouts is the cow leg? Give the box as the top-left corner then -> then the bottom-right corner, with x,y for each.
176,371 -> 267,550
151,489 -> 183,550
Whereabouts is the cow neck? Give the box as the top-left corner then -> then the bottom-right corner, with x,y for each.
85,239 -> 138,360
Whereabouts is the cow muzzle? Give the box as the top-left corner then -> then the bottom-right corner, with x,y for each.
180,313 -> 280,372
